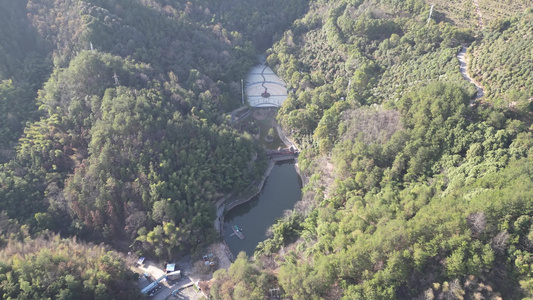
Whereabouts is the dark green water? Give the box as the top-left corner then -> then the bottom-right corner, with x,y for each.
223,161 -> 302,257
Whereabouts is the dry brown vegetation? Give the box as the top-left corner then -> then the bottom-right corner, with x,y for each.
340,108 -> 402,145
0,233 -> 141,299
427,0 -> 529,30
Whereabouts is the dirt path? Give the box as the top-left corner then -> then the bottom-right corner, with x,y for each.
457,47 -> 484,103
472,0 -> 484,30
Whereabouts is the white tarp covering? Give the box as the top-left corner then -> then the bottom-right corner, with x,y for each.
245,56 -> 288,107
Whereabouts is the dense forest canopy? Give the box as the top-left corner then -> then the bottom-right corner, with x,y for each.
0,233 -> 142,299
470,11 -> 533,110
0,0 -> 306,295
0,0 -> 533,298
0,0 -> 319,253
214,0 -> 533,299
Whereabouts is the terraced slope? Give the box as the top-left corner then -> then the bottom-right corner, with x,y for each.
427,0 -> 530,30
469,10 -> 533,110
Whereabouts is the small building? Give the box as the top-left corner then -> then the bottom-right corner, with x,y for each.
165,263 -> 176,273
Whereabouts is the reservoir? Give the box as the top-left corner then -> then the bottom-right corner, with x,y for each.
223,161 -> 302,257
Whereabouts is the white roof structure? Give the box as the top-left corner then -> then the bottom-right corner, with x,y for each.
245,59 -> 288,107
166,263 -> 176,273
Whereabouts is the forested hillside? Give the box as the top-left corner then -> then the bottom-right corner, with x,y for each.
0,1 -> 50,161
1,0 -> 533,298
209,0 -> 533,299
0,0 -> 306,295
470,10 -> 533,110
3,0 -> 263,254
0,233 -> 142,299
428,0 -> 530,29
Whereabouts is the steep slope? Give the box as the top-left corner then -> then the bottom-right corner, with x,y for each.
424,0 -> 530,30
469,10 -> 533,111
0,0 -> 306,262
220,1 -> 533,299
0,0 -> 310,296
1,0 -> 532,298
0,233 -> 142,299
0,1 -> 50,158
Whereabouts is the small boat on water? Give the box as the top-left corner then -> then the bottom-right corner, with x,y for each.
230,225 -> 245,239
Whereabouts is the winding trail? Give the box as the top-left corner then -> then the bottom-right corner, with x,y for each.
472,0 -> 484,30
457,47 -> 484,103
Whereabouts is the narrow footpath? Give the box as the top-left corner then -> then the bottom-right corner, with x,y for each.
457,47 -> 484,103
472,0 -> 484,30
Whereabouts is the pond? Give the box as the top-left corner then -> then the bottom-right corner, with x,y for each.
223,161 -> 302,257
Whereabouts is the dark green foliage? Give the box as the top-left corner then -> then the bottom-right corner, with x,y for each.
26,0 -> 258,110
255,212 -> 304,256
274,145 -> 533,299
1,0 -> 532,298
0,0 -> 51,86
200,0 -> 308,50
0,50 -> 265,259
0,0 -> 270,262
0,81 -> 39,158
0,1 -> 50,154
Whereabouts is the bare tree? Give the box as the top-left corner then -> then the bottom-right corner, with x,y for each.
413,288 -> 435,300
448,279 -> 465,300
467,212 -> 487,236
491,231 -> 509,254
439,279 -> 465,300
341,108 -> 402,145
294,189 -> 316,215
